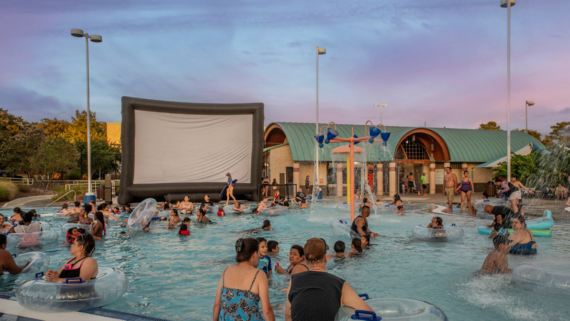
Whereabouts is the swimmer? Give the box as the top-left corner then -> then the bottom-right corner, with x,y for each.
0,235 -> 30,275
427,217 -> 443,229
478,235 -> 512,274
57,203 -> 70,214
179,224 -> 190,236
201,195 -> 214,212
348,238 -> 363,256
267,240 -> 279,256
98,203 -> 119,222
142,221 -> 152,232
196,209 -> 211,223
259,220 -> 273,231
78,204 -> 94,224
333,240 -> 346,258
169,209 -> 182,226
66,201 -> 82,222
350,206 -> 379,238
113,207 -> 121,214
392,194 -> 404,216
66,227 -> 80,245
275,244 -> 309,276
359,198 -> 372,213
375,200 -> 385,206
217,206 -> 225,217
14,212 -> 42,234
360,235 -> 370,248
45,234 -> 98,282
256,237 -> 272,277
10,207 -> 23,224
508,215 -> 537,255
232,201 -> 249,213
91,211 -> 106,241
0,214 -> 12,234
295,189 -> 309,209
179,196 -> 194,214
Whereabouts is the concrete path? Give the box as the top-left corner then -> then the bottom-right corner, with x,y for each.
2,195 -> 54,208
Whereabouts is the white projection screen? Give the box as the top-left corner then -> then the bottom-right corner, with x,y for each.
118,97 -> 264,204
133,111 -> 252,184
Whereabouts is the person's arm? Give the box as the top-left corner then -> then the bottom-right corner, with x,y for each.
496,254 -> 512,274
356,219 -> 365,236
257,272 -> 276,321
104,212 -> 119,222
508,231 -> 526,246
470,178 -> 475,192
340,282 -> 373,311
0,251 -> 29,275
519,182 -> 533,194
92,224 -> 103,241
284,280 -> 293,321
212,274 -> 223,320
496,215 -> 503,226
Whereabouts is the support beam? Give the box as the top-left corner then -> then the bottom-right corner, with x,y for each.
293,162 -> 300,193
389,162 -> 396,196
429,163 -> 436,194
376,163 -> 383,197
336,163 -> 343,197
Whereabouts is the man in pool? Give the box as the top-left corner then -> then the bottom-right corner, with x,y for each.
201,195 -> 214,212
442,167 -> 457,213
478,235 -> 512,274
350,206 -> 379,238
295,189 -> 308,209
485,205 -> 515,238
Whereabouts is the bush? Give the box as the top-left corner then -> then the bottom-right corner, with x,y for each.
0,181 -> 18,202
17,184 -> 31,193
65,169 -> 82,180
51,184 -> 89,201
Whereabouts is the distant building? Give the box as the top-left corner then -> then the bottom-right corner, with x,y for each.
106,123 -> 121,145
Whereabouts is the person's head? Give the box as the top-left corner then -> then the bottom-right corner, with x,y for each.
261,220 -> 271,229
102,203 -> 109,211
183,217 -> 191,225
559,183 -> 563,188
72,234 -> 96,257
482,191 -> 488,199
256,237 -> 268,256
444,167 -> 451,174
84,204 -> 92,214
22,212 -> 34,224
423,172 -> 426,176
74,201 -> 80,208
289,245 -> 305,265
62,203 -> 69,210
435,217 -> 443,227
204,195 -> 210,202
0,234 -> 6,250
493,235 -> 510,253
197,209 -> 204,217
284,200 -> 289,206
511,215 -> 526,230
304,238 -> 328,266
218,206 -> 224,211
179,224 -> 188,234
306,175 -> 309,179
270,202 -> 276,207
235,201 -> 241,207
351,238 -> 363,253
334,240 -> 345,253
95,211 -> 105,224
361,235 -> 370,247
226,172 -> 231,178
184,196 -> 189,202
235,238 -> 260,265
273,179 -> 277,183
363,198 -> 368,204
361,206 -> 371,217
464,171 -> 469,177
0,214 -> 4,225
13,207 -> 22,215
268,240 -> 279,253
393,194 -> 401,202
484,205 -> 494,214
171,209 -> 178,217
68,227 -> 78,236
510,176 -> 518,182
89,200 -> 95,206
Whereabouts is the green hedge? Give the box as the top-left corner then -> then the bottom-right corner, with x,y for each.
17,184 -> 31,193
0,181 -> 18,202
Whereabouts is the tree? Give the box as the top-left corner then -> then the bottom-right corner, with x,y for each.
61,110 -> 106,143
513,128 -> 542,142
0,126 -> 45,177
37,117 -> 70,138
492,148 -> 539,184
33,137 -> 79,188
543,121 -> 570,147
75,139 -> 121,179
478,121 -> 502,130
0,108 -> 29,146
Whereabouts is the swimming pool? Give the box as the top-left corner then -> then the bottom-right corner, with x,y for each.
2,204 -> 570,321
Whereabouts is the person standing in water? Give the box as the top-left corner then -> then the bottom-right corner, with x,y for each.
456,171 -> 475,214
507,176 -> 534,214
443,167 -> 457,213
225,173 -> 237,206
351,206 -> 379,238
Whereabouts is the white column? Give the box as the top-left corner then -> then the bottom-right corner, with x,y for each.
376,163 -> 383,196
389,162 -> 397,196
429,163 -> 436,194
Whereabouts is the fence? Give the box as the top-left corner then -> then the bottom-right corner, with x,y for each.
1,178 -> 34,185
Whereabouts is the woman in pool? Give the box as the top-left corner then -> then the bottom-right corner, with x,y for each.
45,234 -> 98,282
14,212 -> 42,234
91,211 -> 106,241
225,173 -> 238,206
10,207 -> 23,224
359,198 -> 372,212
213,238 -> 274,321
456,171 -> 474,214
169,209 -> 182,226
259,220 -> 273,231
0,214 -> 13,234
0,235 -> 30,275
179,196 -> 194,214
392,194 -> 404,215
427,217 -> 443,229
508,215 -> 537,255
275,244 -> 309,276
348,238 -> 363,256
196,209 -> 211,223
178,224 -> 190,236
98,203 -> 120,222
78,204 -> 94,224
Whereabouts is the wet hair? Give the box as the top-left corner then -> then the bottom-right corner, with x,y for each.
464,170 -> 469,175
362,234 -> 371,245
261,220 -> 271,229
84,204 -> 93,213
218,206 -> 224,211
334,240 -> 345,253
0,234 -> 6,247
172,209 -> 179,217
361,206 -> 370,214
482,191 -> 488,198
13,207 -> 22,215
283,200 -> 289,207
235,238 -> 260,263
74,201 -> 80,207
363,198 -> 368,203
493,235 -> 510,249
512,214 -> 526,226
235,201 -> 241,207
179,224 -> 188,234
94,211 -> 105,224
22,211 -> 34,223
256,237 -> 267,244
267,240 -> 279,252
97,204 -> 105,211
77,228 -> 86,234
290,244 -> 304,257
352,238 -> 363,253
68,227 -> 78,234
62,203 -> 69,209
183,217 -> 191,223
436,217 -> 443,226
393,194 -> 401,201
76,234 -> 96,256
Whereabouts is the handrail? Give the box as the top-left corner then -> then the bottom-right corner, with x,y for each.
44,190 -> 77,209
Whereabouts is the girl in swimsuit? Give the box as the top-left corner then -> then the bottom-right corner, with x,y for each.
456,171 -> 475,214
225,173 -> 238,206
46,233 -> 98,282
275,244 -> 309,276
0,234 -> 30,275
169,209 -> 182,226
349,238 -> 363,257
427,216 -> 443,229
91,211 -> 106,241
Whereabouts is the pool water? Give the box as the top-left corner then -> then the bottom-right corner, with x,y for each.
2,204 -> 570,321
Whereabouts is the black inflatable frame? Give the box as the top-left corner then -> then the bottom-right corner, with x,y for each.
118,96 -> 264,204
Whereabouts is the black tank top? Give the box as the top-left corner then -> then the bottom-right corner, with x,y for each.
288,271 -> 344,321
351,215 -> 368,234
59,257 -> 88,279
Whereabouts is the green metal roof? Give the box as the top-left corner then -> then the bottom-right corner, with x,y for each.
268,122 -> 545,163
263,142 -> 289,152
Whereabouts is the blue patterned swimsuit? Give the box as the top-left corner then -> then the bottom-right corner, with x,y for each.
219,268 -> 264,321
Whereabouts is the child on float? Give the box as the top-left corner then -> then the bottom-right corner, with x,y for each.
66,227 -> 80,245
478,235 -> 512,274
255,198 -> 269,214
232,201 -> 249,213
427,217 -> 443,229
256,237 -> 272,277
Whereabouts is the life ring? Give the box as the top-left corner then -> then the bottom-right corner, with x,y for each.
331,219 -> 360,238
473,199 -> 510,212
512,263 -> 570,299
16,267 -> 129,312
127,198 -> 157,231
258,206 -> 288,215
412,225 -> 463,242
10,252 -> 51,275
6,230 -> 60,248
335,296 -> 448,321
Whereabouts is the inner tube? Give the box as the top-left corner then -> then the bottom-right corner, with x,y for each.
11,252 -> 50,275
61,223 -> 92,234
10,221 -> 51,230
17,267 -> 129,312
335,296 -> 448,321
331,219 -> 360,238
6,230 -> 60,248
473,199 -> 510,212
52,213 -> 69,219
127,198 -> 157,231
412,225 -> 464,242
477,226 -> 551,236
258,206 -> 288,215
476,211 -> 494,220
525,210 -> 554,230
512,263 -> 570,299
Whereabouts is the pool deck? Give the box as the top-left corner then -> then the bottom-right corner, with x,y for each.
0,292 -> 169,321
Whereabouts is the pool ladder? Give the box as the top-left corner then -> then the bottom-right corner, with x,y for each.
44,190 -> 77,209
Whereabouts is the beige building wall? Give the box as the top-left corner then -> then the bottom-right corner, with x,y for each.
267,145 -> 294,184
107,123 -> 121,145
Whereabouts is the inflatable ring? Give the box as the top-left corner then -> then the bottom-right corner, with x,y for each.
11,221 -> 51,231
258,206 -> 288,215
512,263 -> 570,299
477,226 -> 551,236
473,199 -> 510,212
525,210 -> 554,230
11,252 -> 50,275
61,223 -> 92,234
412,225 -> 463,242
127,198 -> 157,231
331,219 -> 360,238
52,213 -> 69,220
7,230 -> 60,248
476,211 -> 494,220
335,296 -> 448,321
16,267 -> 129,312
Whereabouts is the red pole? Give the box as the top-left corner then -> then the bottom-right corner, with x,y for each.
350,128 -> 355,221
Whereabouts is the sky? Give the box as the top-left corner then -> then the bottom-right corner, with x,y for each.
1,0 -> 569,136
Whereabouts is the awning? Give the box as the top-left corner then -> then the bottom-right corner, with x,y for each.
474,144 -> 534,169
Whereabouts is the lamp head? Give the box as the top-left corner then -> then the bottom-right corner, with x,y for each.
318,47 -> 326,55
500,0 -> 515,8
526,101 -> 535,106
71,28 -> 84,37
90,35 -> 102,43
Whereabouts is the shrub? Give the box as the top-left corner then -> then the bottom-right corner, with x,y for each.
65,169 -> 82,180
17,184 -> 31,193
0,181 -> 18,202
51,184 -> 89,201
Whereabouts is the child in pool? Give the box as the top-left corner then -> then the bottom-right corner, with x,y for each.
256,198 -> 269,214
427,217 -> 443,229
478,235 -> 512,274
232,202 -> 249,213
66,227 -> 80,245
267,240 -> 279,256
361,235 -> 370,249
217,206 -> 225,217
259,220 -> 273,231
256,237 -> 272,277
334,240 -> 346,258
392,194 -> 404,216
349,238 -> 363,256
169,209 -> 181,226
375,200 -> 385,206
182,217 -> 191,226
179,224 -> 190,236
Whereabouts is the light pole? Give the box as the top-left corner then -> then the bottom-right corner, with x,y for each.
501,0 -> 515,181
526,100 -> 534,134
71,28 -> 102,199
315,46 -> 326,194
374,103 -> 389,124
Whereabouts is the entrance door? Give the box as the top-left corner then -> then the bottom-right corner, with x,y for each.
286,167 -> 293,197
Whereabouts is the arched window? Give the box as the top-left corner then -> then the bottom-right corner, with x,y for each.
396,140 -> 429,160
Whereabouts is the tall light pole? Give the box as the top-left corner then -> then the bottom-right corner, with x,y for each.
526,100 -> 535,133
501,0 -> 515,181
315,46 -> 326,193
374,103 -> 389,124
71,28 -> 102,199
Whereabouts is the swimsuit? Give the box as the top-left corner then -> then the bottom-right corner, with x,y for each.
287,263 -> 309,275
219,269 -> 263,321
510,229 -> 537,255
461,180 -> 472,192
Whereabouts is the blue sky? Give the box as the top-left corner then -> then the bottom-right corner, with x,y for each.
1,0 -> 569,135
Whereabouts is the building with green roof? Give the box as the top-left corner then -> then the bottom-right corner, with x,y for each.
263,122 -> 543,197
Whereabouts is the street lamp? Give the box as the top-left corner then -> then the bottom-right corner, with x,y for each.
374,103 -> 389,124
71,28 -> 102,202
501,0 -> 515,181
526,100 -> 535,134
315,46 -> 326,195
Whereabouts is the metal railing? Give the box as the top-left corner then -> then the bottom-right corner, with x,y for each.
1,178 -> 34,185
64,180 -> 119,195
44,190 -> 77,209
